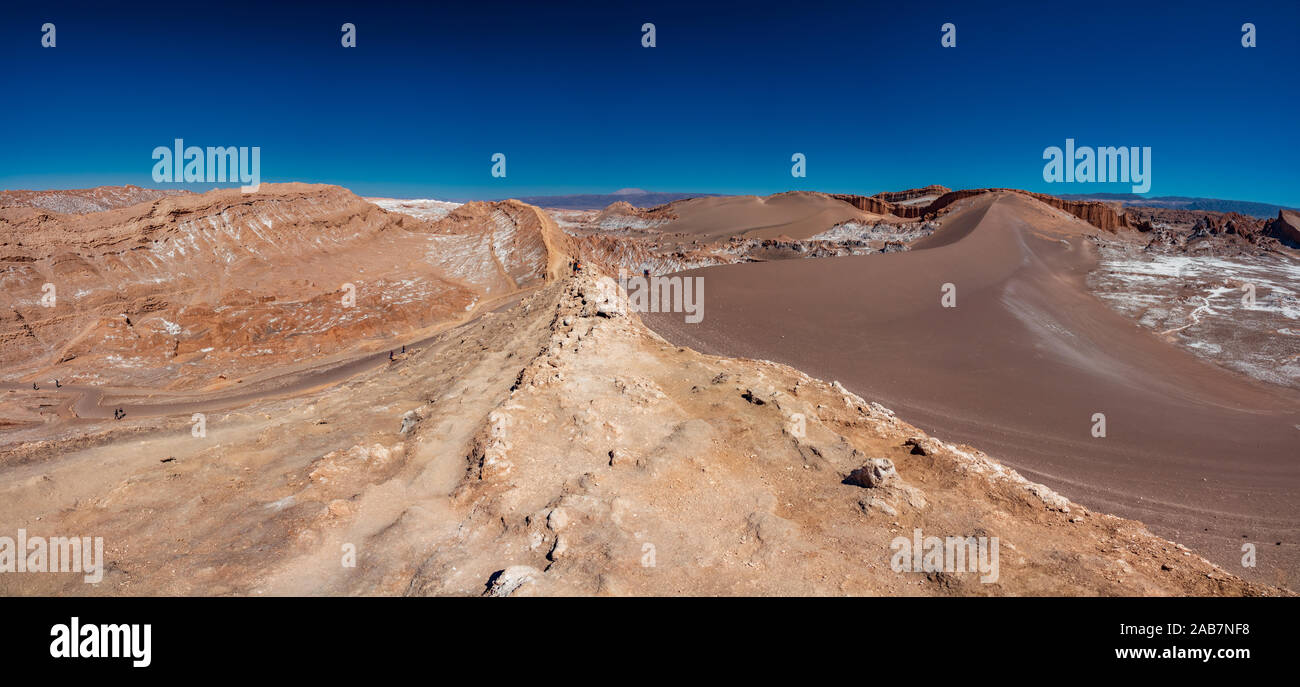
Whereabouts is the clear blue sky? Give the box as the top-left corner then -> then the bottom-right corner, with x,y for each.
2,0 -> 1297,205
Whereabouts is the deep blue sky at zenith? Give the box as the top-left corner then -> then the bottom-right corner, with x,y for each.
2,0 -> 1297,205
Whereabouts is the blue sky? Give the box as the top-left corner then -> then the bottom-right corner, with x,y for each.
2,0 -> 1297,205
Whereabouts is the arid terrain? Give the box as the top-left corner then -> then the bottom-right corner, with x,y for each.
1,184 -> 1295,595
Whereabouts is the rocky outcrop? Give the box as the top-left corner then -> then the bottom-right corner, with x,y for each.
0,185 -> 567,391
1123,206 -> 1297,253
871,185 -> 951,204
592,200 -> 678,229
1264,209 -> 1300,248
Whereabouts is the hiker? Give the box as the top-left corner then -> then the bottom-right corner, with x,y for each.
389,350 -> 394,361
32,383 -> 38,390
54,379 -> 61,388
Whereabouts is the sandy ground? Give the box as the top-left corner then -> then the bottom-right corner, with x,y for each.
645,192 -> 1300,588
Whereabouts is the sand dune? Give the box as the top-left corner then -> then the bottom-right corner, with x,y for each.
655,191 -> 891,242
645,191 -> 1300,587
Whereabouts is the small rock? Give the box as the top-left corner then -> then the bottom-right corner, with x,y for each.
858,495 -> 898,517
547,507 -> 569,531
399,409 -> 421,435
591,277 -> 625,317
1027,482 -> 1071,513
484,565 -> 542,597
903,437 -> 932,455
547,534 -> 568,561
845,458 -> 898,488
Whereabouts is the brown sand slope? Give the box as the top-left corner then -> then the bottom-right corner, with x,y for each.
645,191 -> 1300,588
655,191 -> 890,242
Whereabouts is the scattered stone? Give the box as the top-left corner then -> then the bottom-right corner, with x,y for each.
608,448 -> 633,466
1027,482 -> 1071,513
845,457 -> 898,488
484,565 -> 542,597
399,409 -> 422,435
591,277 -> 624,317
901,485 -> 928,509
547,507 -> 569,531
904,437 -> 932,455
547,534 -> 568,561
859,495 -> 898,517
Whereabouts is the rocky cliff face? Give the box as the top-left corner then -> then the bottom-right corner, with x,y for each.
0,185 -> 564,391
830,193 -> 899,216
1265,209 -> 1300,248
832,188 -> 1133,232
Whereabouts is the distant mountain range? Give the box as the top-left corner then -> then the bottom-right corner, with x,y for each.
499,191 -> 721,210
505,190 -> 1298,217
1056,194 -> 1296,219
